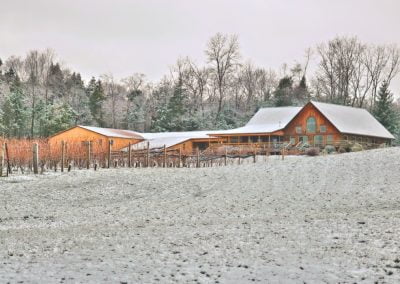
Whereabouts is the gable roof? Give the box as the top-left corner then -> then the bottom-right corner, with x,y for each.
310,101 -> 395,139
78,125 -> 144,139
209,106 -> 302,135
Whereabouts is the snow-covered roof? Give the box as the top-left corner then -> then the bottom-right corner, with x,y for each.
210,107 -> 302,135
310,101 -> 395,139
78,125 -> 144,139
123,130 -> 222,150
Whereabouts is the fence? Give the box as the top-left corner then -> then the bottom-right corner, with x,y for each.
0,138 -> 388,176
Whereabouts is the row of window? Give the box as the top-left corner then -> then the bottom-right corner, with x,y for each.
289,135 -> 334,145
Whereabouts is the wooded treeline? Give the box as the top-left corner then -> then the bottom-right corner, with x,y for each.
1,34 -> 399,142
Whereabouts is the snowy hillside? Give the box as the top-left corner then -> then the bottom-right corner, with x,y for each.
1,148 -> 400,283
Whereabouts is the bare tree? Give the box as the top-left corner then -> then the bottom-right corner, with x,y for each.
205,33 -> 241,117
101,74 -> 122,128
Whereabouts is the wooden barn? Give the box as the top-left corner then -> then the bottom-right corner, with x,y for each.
49,125 -> 144,150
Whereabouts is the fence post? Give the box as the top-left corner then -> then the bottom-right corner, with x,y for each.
163,144 -> 167,168
146,141 -> 150,167
5,143 -> 11,176
282,145 -> 285,160
128,142 -> 132,168
33,142 -> 39,174
196,148 -> 200,168
178,147 -> 182,168
253,147 -> 256,163
0,143 -> 4,177
224,147 -> 227,166
61,141 -> 65,172
107,140 -> 112,168
86,141 -> 91,169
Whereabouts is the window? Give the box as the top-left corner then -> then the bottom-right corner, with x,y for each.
299,136 -> 308,143
320,125 -> 327,133
240,136 -> 249,143
295,126 -> 302,134
327,135 -> 333,145
306,116 -> 317,133
230,136 -> 239,143
290,137 -> 296,145
314,135 -> 323,145
250,136 -> 259,143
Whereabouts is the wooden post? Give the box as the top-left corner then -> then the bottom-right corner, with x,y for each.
33,142 -> 39,174
196,148 -> 200,168
61,141 -> 65,172
128,142 -> 132,168
146,141 -> 150,167
178,147 -> 182,168
0,143 -> 4,177
282,145 -> 285,160
107,140 -> 112,168
4,143 -> 11,176
86,141 -> 91,169
224,147 -> 227,166
163,144 -> 167,168
253,147 -> 256,163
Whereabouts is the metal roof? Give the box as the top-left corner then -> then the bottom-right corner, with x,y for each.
78,125 -> 144,139
310,101 -> 395,139
210,106 -> 302,135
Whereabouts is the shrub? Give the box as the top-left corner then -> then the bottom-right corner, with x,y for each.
324,145 -> 336,154
338,147 -> 346,154
305,147 -> 320,156
351,143 -> 363,152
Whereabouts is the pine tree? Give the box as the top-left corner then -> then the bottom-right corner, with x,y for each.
88,78 -> 106,127
373,81 -> 398,133
274,76 -> 294,106
1,77 -> 28,137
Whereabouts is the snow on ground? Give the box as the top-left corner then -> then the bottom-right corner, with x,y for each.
1,148 -> 400,283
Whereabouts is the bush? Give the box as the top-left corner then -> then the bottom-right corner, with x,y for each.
324,145 -> 336,154
305,147 -> 320,156
351,143 -> 363,152
338,147 -> 346,154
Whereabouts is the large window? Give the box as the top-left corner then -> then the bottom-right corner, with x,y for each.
327,135 -> 333,145
314,135 -> 323,145
306,116 -> 317,133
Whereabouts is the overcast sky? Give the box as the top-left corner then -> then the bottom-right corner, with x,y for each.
1,0 -> 400,93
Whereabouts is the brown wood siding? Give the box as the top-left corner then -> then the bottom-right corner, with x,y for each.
283,103 -> 341,144
49,126 -> 141,150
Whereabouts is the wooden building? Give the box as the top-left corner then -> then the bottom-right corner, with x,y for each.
126,131 -> 223,154
49,125 -> 144,150
209,101 -> 394,147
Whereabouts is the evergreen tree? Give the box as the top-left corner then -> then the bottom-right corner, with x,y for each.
88,78 -> 106,127
373,81 -> 398,134
1,76 -> 28,137
274,76 -> 294,106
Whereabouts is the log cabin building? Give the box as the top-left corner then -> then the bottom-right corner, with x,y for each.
50,101 -> 394,155
209,101 -> 394,148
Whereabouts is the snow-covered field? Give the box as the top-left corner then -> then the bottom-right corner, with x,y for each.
1,148 -> 400,283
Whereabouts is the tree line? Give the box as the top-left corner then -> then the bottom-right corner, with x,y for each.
0,34 -> 399,142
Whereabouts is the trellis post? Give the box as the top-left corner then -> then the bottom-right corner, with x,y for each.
128,142 -> 132,168
61,141 -> 65,172
163,144 -> 167,168
86,141 -> 91,169
33,142 -> 39,174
